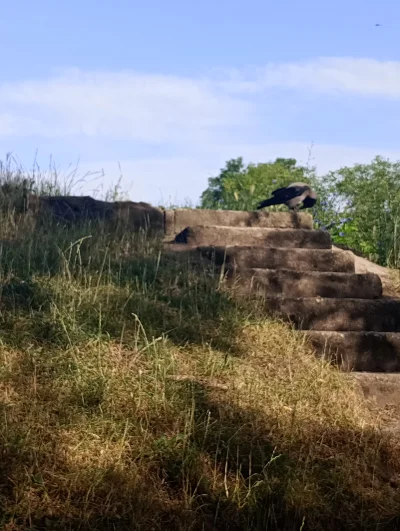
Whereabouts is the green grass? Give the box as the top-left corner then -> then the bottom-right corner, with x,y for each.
0,206 -> 399,530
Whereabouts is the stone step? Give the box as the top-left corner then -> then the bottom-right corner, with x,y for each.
305,331 -> 400,372
162,245 -> 355,273
175,226 -> 332,249
228,269 -> 382,299
264,297 -> 400,331
164,210 -> 312,240
195,245 -> 355,273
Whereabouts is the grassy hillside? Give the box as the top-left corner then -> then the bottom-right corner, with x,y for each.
0,208 -> 399,530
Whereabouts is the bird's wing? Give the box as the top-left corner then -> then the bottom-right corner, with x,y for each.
271,186 -> 289,196
272,185 -> 309,201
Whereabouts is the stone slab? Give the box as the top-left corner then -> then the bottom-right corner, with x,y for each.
163,243 -> 355,273
305,331 -> 400,372
175,226 -> 332,249
164,209 -> 313,239
196,245 -> 355,273
264,297 -> 400,332
228,269 -> 382,299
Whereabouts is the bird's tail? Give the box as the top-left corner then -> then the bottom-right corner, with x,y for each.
256,197 -> 280,209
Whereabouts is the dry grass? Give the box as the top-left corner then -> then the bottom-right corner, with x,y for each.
0,207 -> 399,530
385,269 -> 400,297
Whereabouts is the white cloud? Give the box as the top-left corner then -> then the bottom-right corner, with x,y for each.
220,57 -> 400,98
1,57 -> 400,144
0,113 -> 50,136
1,58 -> 400,204
0,69 -> 254,141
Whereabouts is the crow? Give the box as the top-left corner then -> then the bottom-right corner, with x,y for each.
256,182 -> 317,211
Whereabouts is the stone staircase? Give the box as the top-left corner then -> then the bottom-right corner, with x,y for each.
163,209 -> 400,372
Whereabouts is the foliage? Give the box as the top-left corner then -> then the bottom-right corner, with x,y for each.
200,154 -> 400,267
200,157 -> 314,211
0,162 -> 398,529
313,157 -> 400,266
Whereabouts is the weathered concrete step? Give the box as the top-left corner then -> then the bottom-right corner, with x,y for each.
265,297 -> 400,331
162,245 -> 355,273
175,226 -> 332,248
305,331 -> 400,372
164,209 -> 313,239
228,269 -> 382,299
195,245 -> 355,273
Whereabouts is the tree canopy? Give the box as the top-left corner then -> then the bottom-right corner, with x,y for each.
312,156 -> 400,266
200,157 -> 311,211
200,155 -> 400,267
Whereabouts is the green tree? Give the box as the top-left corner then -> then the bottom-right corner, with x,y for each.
313,156 -> 400,266
200,153 -> 400,267
200,157 -> 313,211
200,158 -> 247,209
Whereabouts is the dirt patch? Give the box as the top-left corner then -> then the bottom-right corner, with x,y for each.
353,372 -> 400,434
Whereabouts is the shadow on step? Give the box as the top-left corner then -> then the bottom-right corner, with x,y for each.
308,331 -> 400,372
262,299 -> 400,372
228,270 -> 382,300
265,298 -> 400,333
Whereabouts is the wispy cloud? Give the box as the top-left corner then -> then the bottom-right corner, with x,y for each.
0,69 -> 254,141
1,57 -> 399,203
1,57 -> 400,143
221,57 -> 400,97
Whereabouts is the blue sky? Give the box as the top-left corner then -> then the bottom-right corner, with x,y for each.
1,0 -> 399,205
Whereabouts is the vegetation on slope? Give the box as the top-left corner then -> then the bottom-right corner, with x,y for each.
0,158 -> 398,530
0,214 -> 397,529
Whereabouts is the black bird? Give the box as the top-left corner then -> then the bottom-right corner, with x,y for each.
256,182 -> 317,211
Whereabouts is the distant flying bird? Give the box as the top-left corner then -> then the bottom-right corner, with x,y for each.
256,182 -> 317,211
375,23 -> 382,26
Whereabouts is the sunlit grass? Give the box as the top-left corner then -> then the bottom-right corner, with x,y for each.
0,160 -> 399,530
